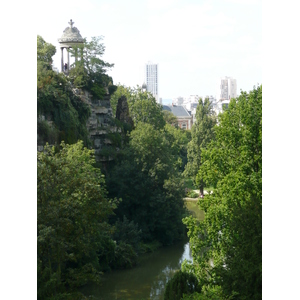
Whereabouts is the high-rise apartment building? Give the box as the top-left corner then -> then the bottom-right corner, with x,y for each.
145,62 -> 160,103
215,76 -> 237,115
216,76 -> 237,101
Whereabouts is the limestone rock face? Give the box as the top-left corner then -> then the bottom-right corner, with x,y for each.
81,91 -> 119,162
116,95 -> 134,127
37,88 -> 119,163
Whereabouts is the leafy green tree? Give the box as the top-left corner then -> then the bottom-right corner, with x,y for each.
68,36 -> 117,99
164,270 -> 201,300
184,98 -> 217,194
107,122 -> 186,245
113,215 -> 142,253
37,36 -> 91,146
37,141 -> 117,299
163,110 -> 178,126
183,86 -> 262,300
164,123 -> 191,171
128,86 -> 166,130
109,84 -> 133,117
37,35 -> 56,68
109,84 -> 165,129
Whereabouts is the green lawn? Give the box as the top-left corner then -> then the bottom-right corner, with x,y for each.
185,200 -> 204,221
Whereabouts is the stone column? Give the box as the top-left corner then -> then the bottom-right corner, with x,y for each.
67,48 -> 70,71
61,47 -> 64,72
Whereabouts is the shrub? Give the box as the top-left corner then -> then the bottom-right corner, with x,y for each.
113,215 -> 142,253
111,242 -> 138,269
187,190 -> 199,198
164,270 -> 201,300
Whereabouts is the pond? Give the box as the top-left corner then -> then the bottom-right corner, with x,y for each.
81,239 -> 193,300
81,200 -> 202,299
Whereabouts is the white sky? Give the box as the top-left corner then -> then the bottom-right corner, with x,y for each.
36,0 -> 262,100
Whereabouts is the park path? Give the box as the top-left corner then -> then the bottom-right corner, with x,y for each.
183,190 -> 212,202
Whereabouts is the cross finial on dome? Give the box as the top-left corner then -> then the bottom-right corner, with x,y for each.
68,19 -> 74,28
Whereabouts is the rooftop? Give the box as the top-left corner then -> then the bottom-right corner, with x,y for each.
162,105 -> 191,117
58,19 -> 84,44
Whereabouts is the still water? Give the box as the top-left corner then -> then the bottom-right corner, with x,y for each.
82,240 -> 193,300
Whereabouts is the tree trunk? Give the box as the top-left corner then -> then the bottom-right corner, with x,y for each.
199,178 -> 204,196
200,185 -> 204,196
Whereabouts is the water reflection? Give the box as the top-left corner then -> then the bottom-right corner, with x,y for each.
82,240 -> 193,300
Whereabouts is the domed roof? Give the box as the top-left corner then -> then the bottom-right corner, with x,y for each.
142,83 -> 147,89
58,19 -> 84,44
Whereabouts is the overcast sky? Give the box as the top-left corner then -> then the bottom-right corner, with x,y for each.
37,0 -> 261,100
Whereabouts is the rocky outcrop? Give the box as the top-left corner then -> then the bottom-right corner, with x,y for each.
77,89 -> 120,162
37,87 -> 121,163
116,95 -> 134,127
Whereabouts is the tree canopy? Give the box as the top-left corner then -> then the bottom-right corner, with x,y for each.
37,141 -> 118,299
184,98 -> 217,194
68,36 -> 117,99
37,36 -> 91,146
110,84 -> 166,129
107,122 -> 187,245
183,85 -> 262,299
37,35 -> 56,68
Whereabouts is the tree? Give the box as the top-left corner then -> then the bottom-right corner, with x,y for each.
37,141 -> 117,299
164,270 -> 201,300
184,98 -> 217,195
183,85 -> 262,299
163,110 -> 178,127
69,36 -> 117,99
37,36 -> 91,146
107,122 -> 186,245
164,123 -> 191,172
37,35 -> 56,68
128,86 -> 166,130
109,84 -> 133,117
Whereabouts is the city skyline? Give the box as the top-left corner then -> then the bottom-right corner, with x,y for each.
35,0 -> 262,100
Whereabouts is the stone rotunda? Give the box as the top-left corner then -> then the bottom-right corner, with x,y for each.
58,19 -> 84,73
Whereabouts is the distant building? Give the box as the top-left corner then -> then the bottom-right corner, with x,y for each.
217,76 -> 237,101
215,99 -> 230,115
172,96 -> 184,106
145,62 -> 159,103
216,76 -> 237,114
162,105 -> 192,130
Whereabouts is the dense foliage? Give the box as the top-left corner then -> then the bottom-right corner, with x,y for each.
182,85 -> 262,299
68,36 -> 117,99
36,34 -> 196,298
184,98 -> 217,194
106,86 -> 190,245
110,84 -> 133,116
107,122 -> 187,245
164,123 -> 191,172
164,270 -> 201,300
110,85 -> 166,129
37,36 -> 91,146
37,142 -> 118,299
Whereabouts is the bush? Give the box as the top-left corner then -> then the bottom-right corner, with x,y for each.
113,215 -> 142,253
111,242 -> 138,269
37,119 -> 59,145
187,190 -> 199,198
164,270 -> 201,300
